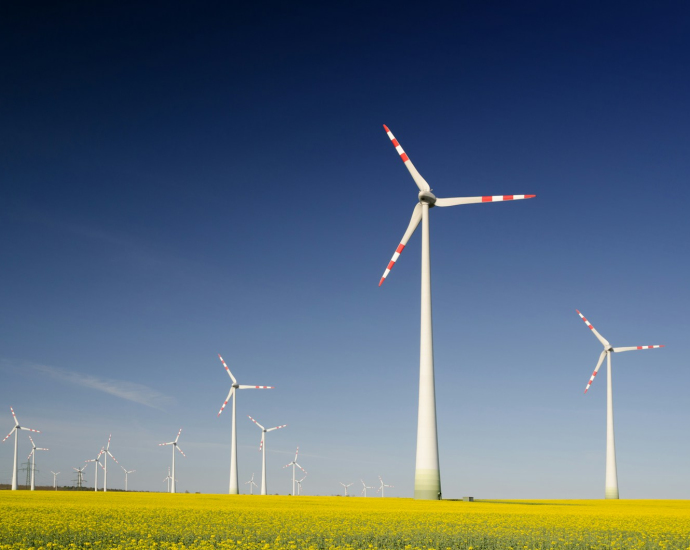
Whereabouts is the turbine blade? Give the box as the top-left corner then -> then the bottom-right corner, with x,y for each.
295,463 -> 307,474
107,451 -> 119,464
10,407 -> 19,426
259,439 -> 263,451
613,345 -> 665,352
106,434 -> 112,450
176,446 -> 186,457
2,427 -> 16,442
238,385 -> 274,389
584,350 -> 607,394
266,424 -> 287,432
294,446 -> 299,461
248,415 -> 265,431
18,427 -> 40,433
383,125 -> 430,191
435,194 -> 536,207
576,310 -> 611,348
175,428 -> 182,442
159,442 -> 173,446
218,354 -> 237,384
379,203 -> 422,286
217,387 -> 235,417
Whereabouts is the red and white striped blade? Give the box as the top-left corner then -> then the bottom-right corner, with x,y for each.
266,424 -> 287,432
28,435 -> 36,447
217,387 -> 235,417
10,406 -> 19,426
18,426 -> 40,433
175,428 -> 182,442
576,310 -> 610,348
379,203 -> 422,286
248,415 -> 265,431
259,439 -> 263,451
107,450 -> 119,464
238,385 -> 274,389
106,433 -> 112,450
584,350 -> 607,394
37,447 -> 49,451
435,195 -> 536,207
295,462 -> 307,474
176,445 -> 186,457
294,446 -> 299,462
218,354 -> 237,384
2,427 -> 15,442
159,441 -> 173,446
613,345 -> 665,352
383,125 -> 430,192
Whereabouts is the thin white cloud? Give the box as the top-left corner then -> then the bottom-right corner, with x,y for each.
31,363 -> 173,410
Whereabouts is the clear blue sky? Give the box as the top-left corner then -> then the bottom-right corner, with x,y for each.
1,1 -> 688,498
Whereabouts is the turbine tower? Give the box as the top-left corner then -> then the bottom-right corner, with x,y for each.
576,309 -> 665,499
377,475 -> 393,497
248,415 -> 286,495
101,434 -> 119,492
283,446 -> 306,496
245,473 -> 258,495
121,466 -> 135,491
158,428 -> 185,493
360,479 -> 374,497
378,125 -> 535,499
217,354 -> 274,495
339,482 -> 353,496
27,435 -> 49,491
2,407 -> 40,490
51,471 -> 60,490
296,474 -> 306,495
85,449 -> 104,491
163,467 -> 172,492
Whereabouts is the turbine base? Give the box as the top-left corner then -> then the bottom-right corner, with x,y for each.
414,468 -> 441,500
605,487 -> 619,499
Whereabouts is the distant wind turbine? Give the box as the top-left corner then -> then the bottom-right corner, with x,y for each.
283,447 -> 306,496
576,309 -> 665,499
2,407 -> 40,490
158,428 -> 185,493
339,482 -> 353,497
217,354 -> 274,495
248,415 -> 286,495
360,479 -> 374,497
73,465 -> 87,489
378,125 -> 535,499
245,473 -> 258,495
85,449 -> 104,491
51,471 -> 60,490
163,467 -> 172,492
121,465 -> 136,491
377,475 -> 393,497
102,434 -> 119,492
296,474 -> 306,495
27,435 -> 48,491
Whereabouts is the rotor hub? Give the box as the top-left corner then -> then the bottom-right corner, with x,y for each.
418,190 -> 437,206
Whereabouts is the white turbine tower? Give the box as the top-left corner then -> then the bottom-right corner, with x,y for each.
217,354 -> 274,495
283,447 -> 306,496
378,125 -> 536,499
158,428 -> 185,493
121,466 -> 135,491
339,482 -> 353,496
27,435 -> 49,491
86,449 -> 104,491
248,415 -> 286,495
51,471 -> 60,490
2,407 -> 40,490
377,475 -> 393,497
576,309 -> 665,499
163,467 -> 172,492
245,473 -> 258,495
101,434 -> 119,492
360,479 -> 374,497
296,474 -> 306,495
73,465 -> 87,489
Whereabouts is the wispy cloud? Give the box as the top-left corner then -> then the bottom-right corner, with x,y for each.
30,363 -> 173,410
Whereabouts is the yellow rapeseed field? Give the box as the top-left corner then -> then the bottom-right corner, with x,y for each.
1,493 -> 689,550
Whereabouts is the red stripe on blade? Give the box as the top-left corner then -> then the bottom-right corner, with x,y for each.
400,153 -> 409,162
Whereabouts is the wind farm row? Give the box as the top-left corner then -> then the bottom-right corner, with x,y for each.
3,126 -> 667,500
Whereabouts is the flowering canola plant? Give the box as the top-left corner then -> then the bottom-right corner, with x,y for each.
1,493 -> 689,549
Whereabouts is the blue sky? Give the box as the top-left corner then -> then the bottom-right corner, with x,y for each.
1,1 -> 689,498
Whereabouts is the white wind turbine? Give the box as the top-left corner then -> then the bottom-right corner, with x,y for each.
378,125 -> 536,499
576,309 -> 665,499
27,435 -> 49,491
2,407 -> 40,490
339,482 -> 353,497
245,473 -> 258,495
217,354 -> 274,495
283,446 -> 306,496
101,434 -> 119,492
360,479 -> 374,497
296,474 -> 306,495
51,471 -> 60,490
121,465 -> 136,491
248,415 -> 286,495
163,467 -> 172,493
73,465 -> 87,489
377,475 -> 393,497
85,448 -> 104,491
158,428 -> 185,493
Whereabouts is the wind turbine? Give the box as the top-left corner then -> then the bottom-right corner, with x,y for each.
73,465 -> 87,489
576,309 -> 665,499
101,434 -> 119,492
86,448 -> 104,491
163,467 -> 172,492
377,475 -> 393,497
245,473 -> 258,495
27,435 -> 49,491
217,354 -> 274,495
121,465 -> 136,491
339,482 -> 353,497
51,471 -> 60,490
248,415 -> 286,495
360,479 -> 374,497
158,428 -> 185,493
296,474 -> 306,495
2,407 -> 40,490
378,125 -> 536,499
283,446 -> 306,496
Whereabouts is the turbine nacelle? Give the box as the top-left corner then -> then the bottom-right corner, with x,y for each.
418,190 -> 437,206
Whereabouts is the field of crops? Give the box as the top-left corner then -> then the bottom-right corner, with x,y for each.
1,493 -> 689,550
